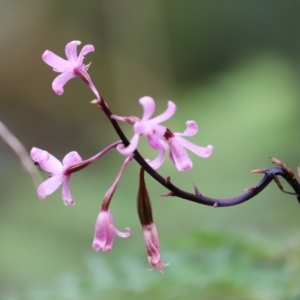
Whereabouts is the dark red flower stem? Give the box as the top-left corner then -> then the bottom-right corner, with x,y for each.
98,95 -> 300,207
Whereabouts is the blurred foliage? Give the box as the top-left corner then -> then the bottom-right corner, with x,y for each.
1,0 -> 300,299
3,229 -> 300,300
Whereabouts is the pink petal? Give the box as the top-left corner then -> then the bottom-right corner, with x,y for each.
148,101 -> 176,125
92,210 -> 115,252
52,71 -> 76,95
176,120 -> 198,137
38,152 -> 63,173
152,124 -> 167,138
116,134 -> 140,155
42,50 -> 71,72
61,175 -> 75,205
139,96 -> 156,121
133,121 -> 146,135
169,148 -> 175,164
114,227 -> 131,238
147,135 -> 168,151
135,122 -> 166,138
147,238 -> 161,264
30,147 -> 49,162
62,151 -> 82,167
168,137 -> 193,171
37,175 -> 64,199
77,44 -> 95,65
65,41 -> 81,63
176,136 -> 213,158
147,148 -> 166,170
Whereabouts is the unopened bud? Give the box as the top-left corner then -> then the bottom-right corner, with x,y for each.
137,168 -> 153,225
142,223 -> 168,273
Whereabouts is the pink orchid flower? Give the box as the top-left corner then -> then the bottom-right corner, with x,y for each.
165,121 -> 213,171
111,96 -> 176,155
30,147 -> 82,205
92,209 -> 131,252
42,40 -> 99,98
30,142 -> 121,205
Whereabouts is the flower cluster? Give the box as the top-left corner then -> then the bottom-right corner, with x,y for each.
112,96 -> 213,171
33,40 -> 214,272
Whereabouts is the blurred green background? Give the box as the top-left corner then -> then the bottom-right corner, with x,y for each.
1,1 -> 300,299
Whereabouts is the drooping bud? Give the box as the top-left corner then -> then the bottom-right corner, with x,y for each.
92,209 -> 130,252
92,155 -> 133,252
137,168 -> 167,272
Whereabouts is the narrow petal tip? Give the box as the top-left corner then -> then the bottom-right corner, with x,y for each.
70,40 -> 81,45
37,190 -> 47,200
114,227 -> 131,238
167,101 -> 177,113
41,50 -> 50,61
54,87 -> 64,95
30,147 -> 42,161
204,145 -> 214,157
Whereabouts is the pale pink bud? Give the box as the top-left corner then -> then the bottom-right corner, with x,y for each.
142,223 -> 168,273
92,209 -> 131,252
